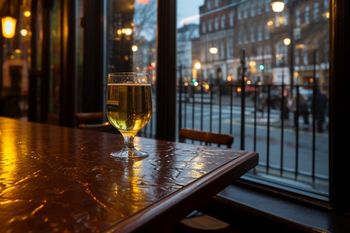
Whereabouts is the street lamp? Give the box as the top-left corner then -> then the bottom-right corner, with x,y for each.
271,0 -> 296,97
194,61 -> 201,70
1,1 -> 17,39
271,0 -> 285,13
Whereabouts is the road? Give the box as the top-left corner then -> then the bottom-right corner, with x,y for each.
141,94 -> 329,195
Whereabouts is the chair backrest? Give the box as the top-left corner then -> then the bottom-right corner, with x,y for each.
179,128 -> 234,148
75,112 -> 116,133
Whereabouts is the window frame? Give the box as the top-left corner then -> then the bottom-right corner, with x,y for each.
82,0 -> 350,213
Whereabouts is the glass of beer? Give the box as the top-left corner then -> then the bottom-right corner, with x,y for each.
106,72 -> 152,159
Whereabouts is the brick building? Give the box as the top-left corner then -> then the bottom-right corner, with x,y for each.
195,0 -> 329,88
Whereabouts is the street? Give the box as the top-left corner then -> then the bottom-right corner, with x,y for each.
141,93 -> 329,195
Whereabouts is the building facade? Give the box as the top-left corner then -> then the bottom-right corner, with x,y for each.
177,23 -> 199,83
195,0 -> 329,89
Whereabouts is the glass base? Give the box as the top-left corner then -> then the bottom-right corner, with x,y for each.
110,147 -> 148,159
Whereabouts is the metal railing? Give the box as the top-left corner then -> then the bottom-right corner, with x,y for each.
176,81 -> 329,199
139,80 -> 329,199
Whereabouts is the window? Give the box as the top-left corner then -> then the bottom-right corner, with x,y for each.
229,11 -> 234,27
176,0 -> 330,202
257,26 -> 262,41
295,8 -> 301,26
303,49 -> 308,64
250,26 -> 255,42
314,2 -> 319,20
221,15 -> 226,29
202,21 -> 206,33
106,0 -> 157,136
305,5 -> 310,24
264,26 -> 270,40
214,17 -> 219,30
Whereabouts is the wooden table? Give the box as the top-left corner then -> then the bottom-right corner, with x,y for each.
0,117 -> 258,232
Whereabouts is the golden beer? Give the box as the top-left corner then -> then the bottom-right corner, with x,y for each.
107,84 -> 152,137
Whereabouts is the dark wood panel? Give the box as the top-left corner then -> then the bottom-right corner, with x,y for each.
156,0 -> 177,141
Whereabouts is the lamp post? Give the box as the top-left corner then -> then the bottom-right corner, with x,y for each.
271,0 -> 296,97
1,0 -> 17,39
194,61 -> 201,83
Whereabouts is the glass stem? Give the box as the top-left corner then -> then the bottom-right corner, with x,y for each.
124,136 -> 134,149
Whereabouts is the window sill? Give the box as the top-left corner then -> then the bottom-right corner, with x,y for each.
201,184 -> 350,232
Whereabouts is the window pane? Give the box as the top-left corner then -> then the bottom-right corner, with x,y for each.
176,0 -> 330,200
106,0 -> 157,138
0,0 -> 32,119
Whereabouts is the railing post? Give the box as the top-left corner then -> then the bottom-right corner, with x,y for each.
178,64 -> 183,134
240,49 -> 246,150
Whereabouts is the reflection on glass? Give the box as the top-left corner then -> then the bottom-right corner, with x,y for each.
106,0 -> 157,138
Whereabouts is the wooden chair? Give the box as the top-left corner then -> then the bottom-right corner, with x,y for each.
179,128 -> 234,148
75,112 -> 116,133
178,128 -> 234,233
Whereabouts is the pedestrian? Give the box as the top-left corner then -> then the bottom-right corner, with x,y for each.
292,93 -> 309,130
314,89 -> 328,133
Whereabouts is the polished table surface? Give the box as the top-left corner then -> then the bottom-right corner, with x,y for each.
0,117 -> 258,232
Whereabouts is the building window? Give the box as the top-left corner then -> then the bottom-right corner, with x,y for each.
264,26 -> 270,39
215,0 -> 219,8
227,37 -> 233,58
220,41 -> 225,59
208,19 -> 212,32
305,5 -> 310,24
265,0 -> 270,13
295,8 -> 301,26
257,1 -> 262,14
202,21 -> 206,33
243,4 -> 248,18
229,11 -> 234,27
314,2 -> 319,20
250,26 -> 255,42
295,49 -> 300,64
324,0 -> 329,9
303,50 -> 308,64
251,2 -> 256,17
214,17 -> 219,30
221,15 -> 226,30
257,26 -> 262,41
207,0 -> 212,10
284,12 -> 289,25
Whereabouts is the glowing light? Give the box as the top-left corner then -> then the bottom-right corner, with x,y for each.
137,0 -> 150,4
1,16 -> 17,39
132,45 -> 138,52
267,20 -> 273,27
271,0 -> 285,13
122,28 -> 133,36
283,38 -> 291,46
209,47 -> 218,54
323,12 -> 330,19
249,61 -> 256,67
194,62 -> 201,70
203,83 -> 210,91
24,11 -> 31,17
20,29 -> 28,37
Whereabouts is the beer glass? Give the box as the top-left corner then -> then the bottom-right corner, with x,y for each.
106,72 -> 152,158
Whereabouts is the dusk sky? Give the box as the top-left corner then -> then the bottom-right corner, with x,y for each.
177,0 -> 204,28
